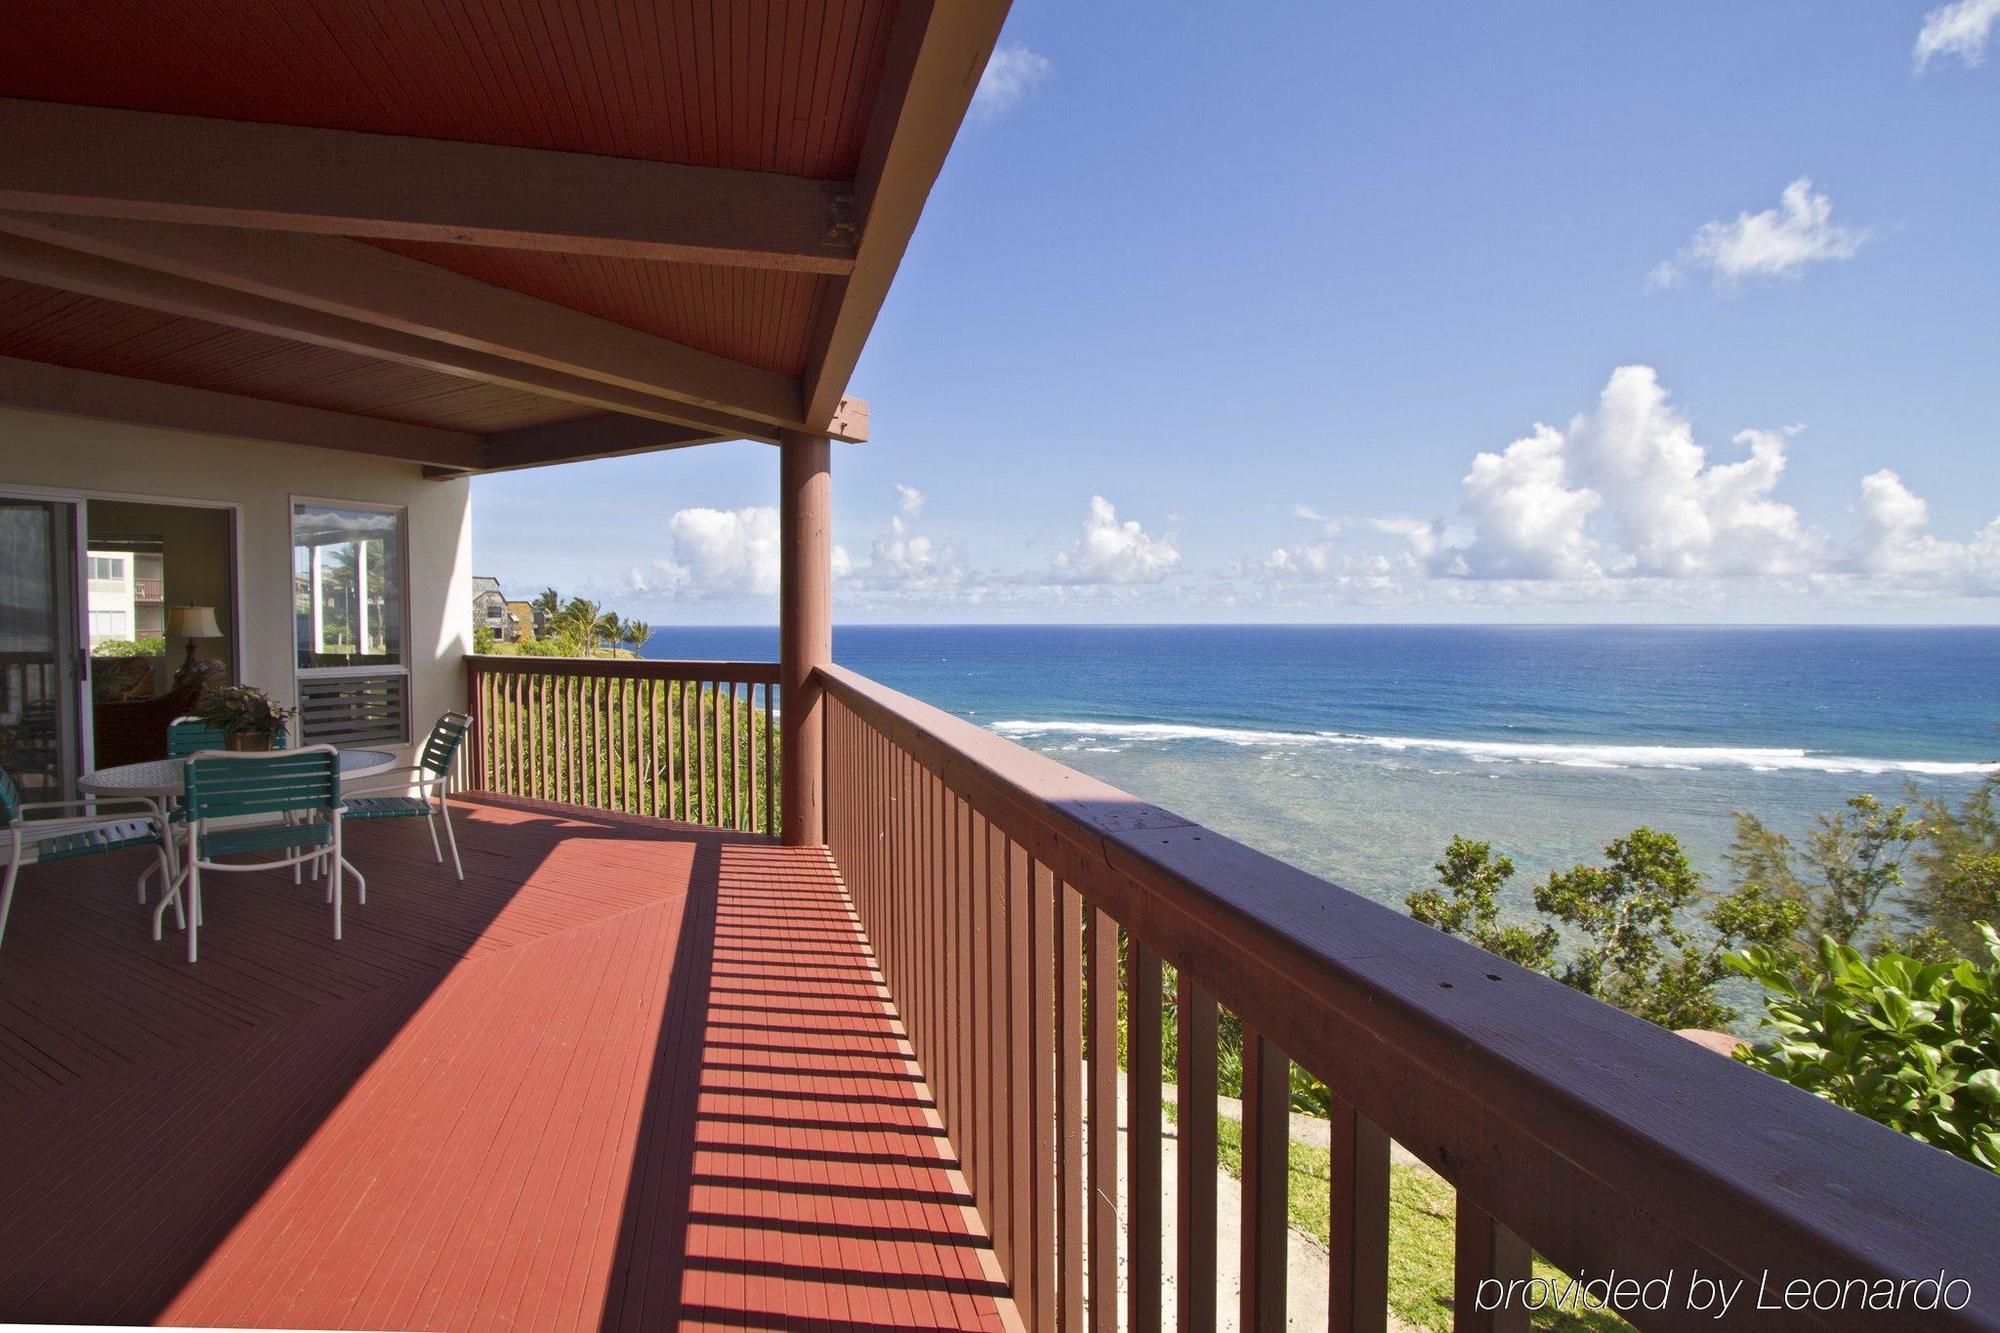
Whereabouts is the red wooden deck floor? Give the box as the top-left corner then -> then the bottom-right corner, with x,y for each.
0,796 -> 1010,1331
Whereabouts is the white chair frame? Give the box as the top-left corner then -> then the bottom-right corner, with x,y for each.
1,797 -> 172,952
342,762 -> 463,882
154,747 -> 346,965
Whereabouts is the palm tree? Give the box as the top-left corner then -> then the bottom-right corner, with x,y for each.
556,597 -> 601,655
622,619 -> 652,656
531,586 -> 560,639
598,611 -> 624,656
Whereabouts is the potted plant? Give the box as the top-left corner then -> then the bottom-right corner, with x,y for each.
194,684 -> 298,751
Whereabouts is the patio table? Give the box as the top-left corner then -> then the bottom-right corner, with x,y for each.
80,748 -> 399,906
79,748 -> 398,800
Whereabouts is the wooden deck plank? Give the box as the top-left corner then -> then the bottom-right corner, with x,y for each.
0,796 -> 1009,1330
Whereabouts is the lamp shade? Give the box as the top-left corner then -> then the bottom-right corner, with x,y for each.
168,605 -> 222,639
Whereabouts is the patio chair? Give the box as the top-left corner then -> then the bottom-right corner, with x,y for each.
341,712 -> 471,881
1,766 -> 172,955
156,747 -> 344,964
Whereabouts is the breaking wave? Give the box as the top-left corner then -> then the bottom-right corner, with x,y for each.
987,719 -> 1995,776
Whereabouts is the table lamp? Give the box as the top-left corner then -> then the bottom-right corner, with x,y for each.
168,605 -> 222,682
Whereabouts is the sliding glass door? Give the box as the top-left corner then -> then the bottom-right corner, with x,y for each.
0,498 -> 81,799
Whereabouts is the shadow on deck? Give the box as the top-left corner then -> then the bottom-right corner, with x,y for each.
0,795 -> 1007,1330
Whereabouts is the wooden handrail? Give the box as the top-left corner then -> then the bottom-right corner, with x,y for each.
465,653 -> 779,683
463,655 -> 778,834
817,662 -> 2000,1330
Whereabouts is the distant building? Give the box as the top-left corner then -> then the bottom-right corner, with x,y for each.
471,576 -> 512,642
85,548 -> 163,646
504,600 -> 536,643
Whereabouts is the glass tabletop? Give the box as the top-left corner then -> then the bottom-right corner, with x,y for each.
79,748 -> 398,797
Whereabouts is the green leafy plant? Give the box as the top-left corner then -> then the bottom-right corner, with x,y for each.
1728,925 -> 2000,1173
194,683 -> 296,736
473,625 -> 497,654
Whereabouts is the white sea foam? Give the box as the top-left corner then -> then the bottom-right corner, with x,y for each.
986,719 -> 1996,777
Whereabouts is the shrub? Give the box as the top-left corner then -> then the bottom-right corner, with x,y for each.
93,636 -> 166,658
1728,925 -> 2000,1174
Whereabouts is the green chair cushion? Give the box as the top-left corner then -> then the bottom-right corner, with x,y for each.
32,819 -> 163,862
344,795 -> 433,820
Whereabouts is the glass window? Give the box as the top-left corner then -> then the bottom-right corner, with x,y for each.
291,502 -> 405,670
89,609 -> 128,639
88,555 -> 125,581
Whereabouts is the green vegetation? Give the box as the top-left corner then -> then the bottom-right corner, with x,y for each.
1408,830 -> 1800,1028
1727,794 -> 1923,957
1404,760 -> 2000,1174
478,671 -> 778,832
92,635 -> 166,658
1729,928 -> 2000,1173
477,587 -> 657,658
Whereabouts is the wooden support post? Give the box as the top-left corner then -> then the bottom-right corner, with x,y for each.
779,430 -> 831,845
1329,1099 -> 1392,1332
1454,1200 -> 1532,1333
1240,1031 -> 1290,1330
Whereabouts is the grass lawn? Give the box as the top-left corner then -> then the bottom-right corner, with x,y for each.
1200,1111 -> 1630,1331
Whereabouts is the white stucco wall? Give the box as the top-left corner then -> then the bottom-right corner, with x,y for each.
0,407 -> 473,767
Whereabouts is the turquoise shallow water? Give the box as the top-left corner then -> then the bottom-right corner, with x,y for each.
646,625 -> 1998,920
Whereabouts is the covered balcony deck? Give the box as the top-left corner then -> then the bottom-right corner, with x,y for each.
0,797 -> 1008,1330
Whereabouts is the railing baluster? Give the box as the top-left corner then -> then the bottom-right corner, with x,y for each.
969,806 -> 991,1217
736,680 -> 752,824
1006,839 -> 1034,1325
743,680 -> 755,831
987,816 -> 1014,1279
1454,1201 -> 1531,1333
1086,905 -> 1118,1330
1177,979 -> 1218,1332
1057,879 -> 1085,1329
1031,860 -> 1057,1327
956,792 -> 976,1208
1129,941 -> 1163,1333
1329,1098 -> 1391,1333
1241,1030 -> 1290,1329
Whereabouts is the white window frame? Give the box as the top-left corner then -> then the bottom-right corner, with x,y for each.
290,495 -> 412,683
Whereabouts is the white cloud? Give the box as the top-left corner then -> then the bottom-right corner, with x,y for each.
1650,179 -> 1871,292
973,43 -> 1052,120
1853,469 -> 2000,591
1448,368 -> 1827,580
1457,425 -> 1603,579
895,484 -> 926,518
662,505 -> 782,597
1051,496 -> 1180,584
1250,367 -> 1999,605
843,516 -> 966,594
1915,0 -> 2000,69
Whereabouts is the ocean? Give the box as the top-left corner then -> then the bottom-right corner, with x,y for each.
644,625 -> 1998,924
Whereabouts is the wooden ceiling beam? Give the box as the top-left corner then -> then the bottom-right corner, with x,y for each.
0,231 -> 782,442
0,98 -> 858,274
473,413 -> 734,475
0,354 -> 482,468
799,0 -> 1012,430
0,213 -> 846,437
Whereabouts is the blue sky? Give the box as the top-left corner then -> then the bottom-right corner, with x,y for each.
473,1 -> 2000,624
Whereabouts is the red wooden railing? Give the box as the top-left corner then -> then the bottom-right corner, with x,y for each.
464,655 -> 778,834
818,663 -> 2000,1332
